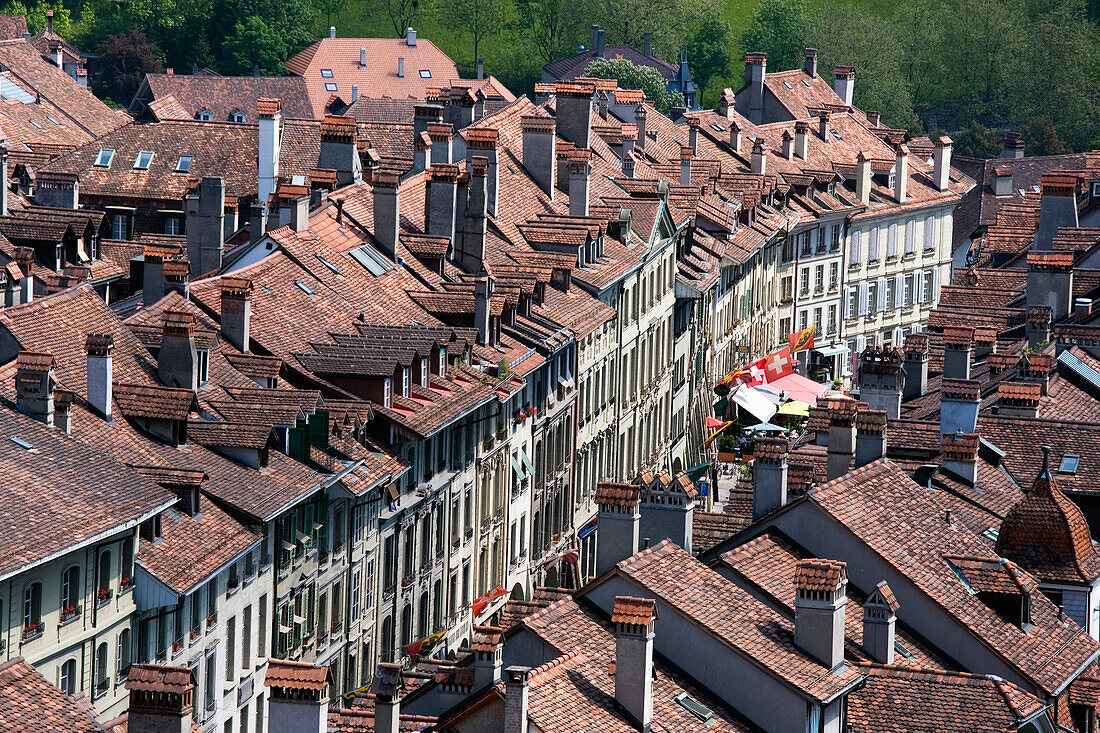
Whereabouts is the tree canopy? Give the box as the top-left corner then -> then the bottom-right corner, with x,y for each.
585,57 -> 684,115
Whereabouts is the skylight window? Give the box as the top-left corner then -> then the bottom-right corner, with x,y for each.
801,79 -> 811,87
320,69 -> 334,78
29,119 -> 43,130
674,693 -> 714,722
315,253 -> 341,275
9,436 -> 33,450
46,115 -> 61,126
94,148 -> 115,168
133,150 -> 154,169
175,155 -> 193,173
1059,453 -> 1080,474
783,81 -> 793,89
711,123 -> 725,132
324,82 -> 338,92
294,280 -> 314,295
419,69 -> 432,78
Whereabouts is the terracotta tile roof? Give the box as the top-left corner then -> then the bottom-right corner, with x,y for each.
113,383 -> 198,421
1026,251 -> 1074,267
0,15 -> 27,39
500,587 -> 571,631
470,625 -> 503,653
869,580 -> 900,612
808,459 -> 1100,694
139,73 -> 314,120
264,659 -> 329,691
847,663 -> 1047,733
793,558 -> 847,592
943,555 -> 1038,595
327,708 -> 438,732
544,45 -> 678,83
594,481 -> 639,508
125,665 -> 194,693
997,381 -> 1042,402
224,353 -> 282,382
0,657 -> 108,732
138,501 -> 261,595
692,511 -> 751,555
610,596 -> 657,625
187,419 -> 272,449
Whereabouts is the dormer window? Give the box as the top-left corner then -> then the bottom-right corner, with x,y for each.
402,367 -> 410,397
94,149 -> 114,168
439,347 -> 446,378
420,357 -> 428,387
231,111 -> 245,123
197,110 -> 212,121
197,349 -> 209,385
384,378 -> 392,407
320,69 -> 334,78
133,151 -> 154,170
175,155 -> 193,173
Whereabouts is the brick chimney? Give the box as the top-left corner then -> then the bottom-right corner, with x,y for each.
163,259 -> 190,299
803,48 -> 818,77
521,116 -> 556,198
612,596 -> 656,730
933,136 -> 952,192
794,120 -> 809,160
470,625 -> 503,688
940,379 -> 980,436
372,170 -> 400,258
220,276 -> 253,353
794,559 -> 847,669
264,659 -> 330,733
858,345 -> 905,419
744,52 -> 766,124
941,430 -> 979,485
503,667 -> 531,733
751,140 -> 767,176
568,149 -> 591,218
826,399 -> 858,480
752,436 -> 788,520
554,82 -> 594,149
1035,174 -> 1079,251
474,273 -> 494,346
413,104 -> 444,140
15,351 -> 55,426
854,409 -> 887,468
1019,353 -> 1054,395
1001,131 -> 1024,159
855,151 -> 871,205
902,333 -> 929,399
456,156 -> 488,273
318,115 -> 361,186
862,581 -> 898,664
942,326 -> 974,380
595,482 -> 641,575
466,128 -> 499,217
257,99 -> 282,211
125,665 -> 196,733
158,311 -> 199,391
997,382 -> 1041,419
371,663 -> 402,733
427,164 -> 459,242
185,176 -> 225,276
866,110 -> 880,127
834,66 -> 855,106
894,144 -> 908,203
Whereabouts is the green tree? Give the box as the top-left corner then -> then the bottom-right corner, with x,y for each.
93,27 -> 163,105
222,16 -> 286,75
23,0 -> 71,35
739,0 -> 809,72
685,12 -> 731,104
367,0 -> 429,38
441,0 -> 507,64
1021,116 -> 1070,156
513,0 -> 585,63
951,120 -> 1000,159
314,0 -> 347,29
586,57 -> 680,114
589,0 -> 714,59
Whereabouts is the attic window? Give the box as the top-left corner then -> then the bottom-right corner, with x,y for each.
801,79 -> 811,87
46,115 -> 61,126
324,82 -> 338,92
315,253 -> 341,274
197,110 -> 212,121
133,150 -> 154,169
419,69 -> 432,78
231,111 -> 245,123
29,119 -> 43,130
94,148 -> 114,168
674,693 -> 714,722
320,69 -> 334,78
710,123 -> 725,132
9,436 -> 34,451
175,155 -> 193,173
1059,453 -> 1080,475
783,81 -> 793,89
294,280 -> 314,295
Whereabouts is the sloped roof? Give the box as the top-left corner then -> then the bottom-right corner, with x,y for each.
0,657 -> 108,732
139,73 -> 314,121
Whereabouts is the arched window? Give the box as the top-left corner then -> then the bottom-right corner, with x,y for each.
117,629 -> 131,678
59,658 -> 77,695
381,616 -> 394,662
400,607 -> 412,649
23,582 -> 42,633
61,566 -> 80,617
121,541 -> 134,589
95,642 -> 109,695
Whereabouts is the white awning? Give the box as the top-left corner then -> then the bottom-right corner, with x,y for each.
731,384 -> 778,423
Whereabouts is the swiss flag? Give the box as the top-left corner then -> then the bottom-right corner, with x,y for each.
764,347 -> 794,382
744,358 -> 767,386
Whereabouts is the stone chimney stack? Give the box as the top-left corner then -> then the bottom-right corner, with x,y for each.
858,345 -> 904,419
470,625 -> 504,689
124,665 -> 196,733
997,382 -> 1041,419
595,482 -> 641,576
568,149 -> 591,218
220,276 -> 253,353
158,311 -> 199,391
1001,131 -> 1024,159
521,116 -> 556,198
854,409 -> 888,468
372,170 -> 400,259
680,146 -> 693,186
412,132 -> 431,174
729,120 -> 742,153
53,388 -> 72,434
781,130 -> 794,160
833,66 -> 855,106
635,104 -> 648,152
257,99 -> 282,211
264,659 -> 330,733
751,140 -> 767,176
456,156 -> 488,273
933,136 -> 952,192
744,52 -> 766,124
941,430 -> 979,485
803,48 -> 818,77
942,326 -> 974,381
15,351 -> 55,426
902,333 -> 929,400
794,559 -> 848,669
142,245 -> 168,306
866,111 -> 880,127
862,582 -> 898,665
85,334 -> 113,421
855,151 -> 871,205
13,246 -> 32,303
794,120 -> 809,160
940,379 -> 981,436
612,596 -> 657,730
1034,174 -> 1079,251
826,399 -> 858,480
818,109 -> 830,141
185,176 -> 225,276
371,663 -> 402,733
503,667 -> 531,733
163,259 -> 190,299
894,144 -> 908,203
318,115 -> 361,186
752,436 -> 788,520
474,273 -> 494,346
428,122 -> 454,165
555,82 -> 594,149
413,104 -> 444,140
688,117 -> 699,156
427,164 -> 460,242
249,199 -> 267,244
1025,305 -> 1052,351
638,471 -> 696,554
466,127 -> 499,217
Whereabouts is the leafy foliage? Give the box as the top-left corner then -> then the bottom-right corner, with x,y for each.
93,28 -> 164,105
441,0 -> 506,63
739,0 -> 808,73
951,120 -> 1001,159
685,12 -> 731,104
223,16 -> 287,75
585,57 -> 680,114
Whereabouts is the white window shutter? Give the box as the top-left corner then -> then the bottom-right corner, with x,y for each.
869,228 -> 879,260
917,271 -> 927,302
877,277 -> 887,312
924,215 -> 935,251
905,220 -> 915,253
887,223 -> 897,257
849,229 -> 860,263
931,267 -> 939,301
858,282 -> 868,316
894,274 -> 904,308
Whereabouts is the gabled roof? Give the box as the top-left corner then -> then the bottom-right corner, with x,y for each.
0,657 -> 108,732
135,73 -> 314,121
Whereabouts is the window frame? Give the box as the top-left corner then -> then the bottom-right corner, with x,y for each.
94,149 -> 115,168
133,151 -> 154,170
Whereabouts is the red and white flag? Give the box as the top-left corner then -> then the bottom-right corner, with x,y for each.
743,358 -> 767,386
764,347 -> 794,382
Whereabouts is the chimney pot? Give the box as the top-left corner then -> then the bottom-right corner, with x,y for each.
220,277 -> 253,353
818,109 -> 831,141
803,48 -> 818,77
372,663 -> 402,733
406,26 -> 416,46
794,558 -> 847,669
612,597 -> 656,729
750,140 -> 767,176
15,351 -> 55,426
595,482 -> 640,575
359,47 -> 366,66
933,136 -> 952,192
124,664 -> 197,733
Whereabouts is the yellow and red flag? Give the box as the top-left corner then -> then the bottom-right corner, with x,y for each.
788,326 -> 815,353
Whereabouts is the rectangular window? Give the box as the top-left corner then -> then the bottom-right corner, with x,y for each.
904,274 -> 914,306
798,231 -> 811,256
350,567 -> 361,620
815,227 -> 827,254
846,287 -> 857,319
829,262 -> 838,290
204,653 -> 216,709
884,278 -> 895,311
814,265 -> 824,292
923,270 -> 935,302
320,69 -> 334,78
813,307 -> 822,333
258,595 -> 267,658
133,151 -> 154,169
324,82 -> 338,92
799,310 -> 808,330
799,268 -> 809,295
364,556 -> 374,613
827,304 -> 837,334
226,616 -> 235,681
866,281 -> 877,314
111,214 -> 128,240
175,155 -> 193,173
94,149 -> 114,168
868,227 -> 879,261
849,230 -> 861,263
242,606 -> 251,670
164,217 -> 180,235
384,378 -> 392,407
830,224 -> 841,251
419,69 -> 432,78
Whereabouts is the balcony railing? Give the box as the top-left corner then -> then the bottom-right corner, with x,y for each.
21,623 -> 43,643
120,577 -> 135,593
94,678 -> 110,698
96,589 -> 113,608
60,606 -> 81,625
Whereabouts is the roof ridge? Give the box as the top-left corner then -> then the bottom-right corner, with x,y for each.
527,649 -> 585,683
